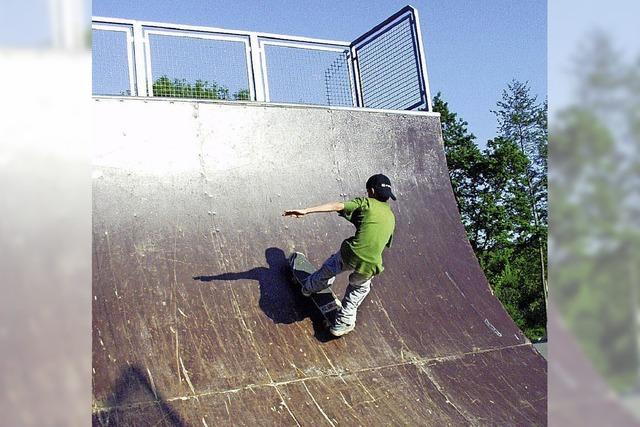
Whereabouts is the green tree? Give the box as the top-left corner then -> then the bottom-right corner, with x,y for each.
434,92 -> 547,340
432,94 -> 485,250
232,89 -> 250,101
480,136 -> 547,339
152,75 -> 250,101
492,81 -> 548,310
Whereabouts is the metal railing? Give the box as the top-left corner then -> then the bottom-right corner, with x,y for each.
92,5 -> 432,111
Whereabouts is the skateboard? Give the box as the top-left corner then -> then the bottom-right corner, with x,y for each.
288,252 -> 342,327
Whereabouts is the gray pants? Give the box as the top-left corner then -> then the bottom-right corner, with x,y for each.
303,251 -> 372,326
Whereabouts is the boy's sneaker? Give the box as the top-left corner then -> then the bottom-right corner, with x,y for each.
329,321 -> 355,337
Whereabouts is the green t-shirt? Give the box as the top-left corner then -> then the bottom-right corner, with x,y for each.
339,197 -> 396,278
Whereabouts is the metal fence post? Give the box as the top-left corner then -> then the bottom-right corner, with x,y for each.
132,22 -> 148,97
350,46 -> 364,107
249,34 -> 266,102
411,7 -> 432,111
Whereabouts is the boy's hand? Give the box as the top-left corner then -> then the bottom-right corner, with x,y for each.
283,209 -> 307,217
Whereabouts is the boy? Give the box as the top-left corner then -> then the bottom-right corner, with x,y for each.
283,174 -> 396,336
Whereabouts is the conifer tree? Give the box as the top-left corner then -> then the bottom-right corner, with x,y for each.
492,80 -> 548,310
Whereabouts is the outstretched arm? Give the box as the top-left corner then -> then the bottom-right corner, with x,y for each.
282,201 -> 345,217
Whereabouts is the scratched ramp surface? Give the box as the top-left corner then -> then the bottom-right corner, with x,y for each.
92,98 -> 546,426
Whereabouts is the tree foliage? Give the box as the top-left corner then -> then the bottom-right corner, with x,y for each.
434,88 -> 548,341
434,95 -> 485,248
493,81 -> 548,225
152,76 -> 250,101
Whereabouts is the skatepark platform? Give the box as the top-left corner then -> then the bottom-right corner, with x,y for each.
92,97 -> 546,425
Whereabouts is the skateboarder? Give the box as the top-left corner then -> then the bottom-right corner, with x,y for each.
283,174 -> 396,336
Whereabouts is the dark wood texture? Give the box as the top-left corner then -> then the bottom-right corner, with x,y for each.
92,98 -> 546,426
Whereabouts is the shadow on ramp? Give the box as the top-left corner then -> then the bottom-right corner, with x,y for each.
193,247 -> 338,343
93,365 -> 185,427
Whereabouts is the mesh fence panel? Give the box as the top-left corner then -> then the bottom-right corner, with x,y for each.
355,16 -> 425,110
92,7 -> 429,110
147,33 -> 250,100
263,44 -> 353,106
92,28 -> 132,96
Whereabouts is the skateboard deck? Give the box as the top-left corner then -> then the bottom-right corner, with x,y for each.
289,252 -> 341,327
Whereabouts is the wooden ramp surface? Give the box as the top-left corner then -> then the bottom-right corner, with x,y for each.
92,98 -> 546,426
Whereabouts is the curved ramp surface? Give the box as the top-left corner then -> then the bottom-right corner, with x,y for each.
92,98 -> 546,426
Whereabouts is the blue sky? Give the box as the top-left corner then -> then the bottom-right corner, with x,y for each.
92,0 -> 546,147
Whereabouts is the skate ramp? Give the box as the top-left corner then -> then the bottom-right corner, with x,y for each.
92,98 -> 546,425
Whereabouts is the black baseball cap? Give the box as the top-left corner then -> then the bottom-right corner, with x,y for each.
366,174 -> 397,201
